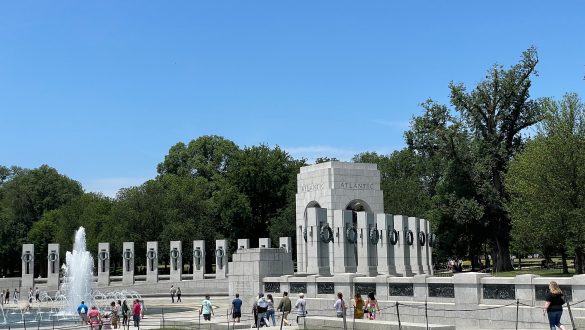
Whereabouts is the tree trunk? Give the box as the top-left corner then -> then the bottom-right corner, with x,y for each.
518,257 -> 522,270
561,250 -> 569,274
575,247 -> 584,274
494,236 -> 514,272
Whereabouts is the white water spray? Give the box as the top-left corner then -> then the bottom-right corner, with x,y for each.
61,227 -> 94,314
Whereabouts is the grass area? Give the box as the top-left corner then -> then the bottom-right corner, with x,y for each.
489,268 -> 574,277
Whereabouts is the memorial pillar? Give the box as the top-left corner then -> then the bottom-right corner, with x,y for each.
377,213 -> 398,275
356,212 -> 378,276
146,241 -> 158,283
47,244 -> 60,290
215,239 -> 229,279
193,240 -> 205,280
418,218 -> 429,274
22,244 -> 35,289
170,241 -> 182,282
297,219 -> 307,273
332,210 -> 356,274
426,219 -> 434,275
393,215 -> 413,276
408,217 -> 423,274
237,239 -> 249,250
259,238 -> 271,248
122,242 -> 135,284
279,237 -> 292,254
306,207 -> 330,275
97,243 -> 110,286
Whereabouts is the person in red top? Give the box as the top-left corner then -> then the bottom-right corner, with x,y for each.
88,306 -> 101,330
132,299 -> 141,328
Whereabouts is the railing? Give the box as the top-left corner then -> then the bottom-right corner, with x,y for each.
2,298 -> 583,330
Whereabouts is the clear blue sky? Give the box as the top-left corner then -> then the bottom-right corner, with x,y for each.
1,1 -> 584,197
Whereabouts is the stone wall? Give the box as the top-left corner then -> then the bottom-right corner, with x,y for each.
261,273 -> 585,329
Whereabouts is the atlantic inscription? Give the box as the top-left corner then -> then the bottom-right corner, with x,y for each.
300,182 -> 375,192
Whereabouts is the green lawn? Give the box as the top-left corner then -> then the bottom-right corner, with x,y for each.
490,268 -> 574,277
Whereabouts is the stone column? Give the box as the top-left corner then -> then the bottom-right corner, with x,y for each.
515,274 -> 537,305
146,241 -> 158,283
332,209 -> 357,274
418,218 -> 430,274
453,273 -> 490,329
259,238 -> 271,248
22,244 -> 35,289
356,212 -> 377,276
122,242 -> 135,285
407,217 -> 423,274
215,239 -> 229,279
426,220 -> 434,275
306,207 -> 330,275
393,215 -> 413,276
297,221 -> 307,273
97,243 -> 110,286
279,237 -> 292,253
376,213 -> 398,275
170,241 -> 182,282
47,243 -> 60,290
193,240 -> 205,280
237,239 -> 250,250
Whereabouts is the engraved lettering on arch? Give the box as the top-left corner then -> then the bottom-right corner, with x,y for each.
338,182 -> 375,190
300,183 -> 325,192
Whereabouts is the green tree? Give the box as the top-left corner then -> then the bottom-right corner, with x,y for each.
157,135 -> 240,179
508,93 -> 585,273
0,165 -> 83,275
405,48 -> 543,271
353,150 -> 432,217
227,145 -> 304,242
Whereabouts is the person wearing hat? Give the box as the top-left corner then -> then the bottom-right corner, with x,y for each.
294,293 -> 306,325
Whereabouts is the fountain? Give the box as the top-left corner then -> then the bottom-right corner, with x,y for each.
59,227 -> 96,315
0,228 -> 147,328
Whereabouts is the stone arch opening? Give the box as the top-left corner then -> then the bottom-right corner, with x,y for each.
345,200 -> 371,266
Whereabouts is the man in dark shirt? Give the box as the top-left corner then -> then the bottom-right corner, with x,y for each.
277,291 -> 292,326
231,293 -> 242,323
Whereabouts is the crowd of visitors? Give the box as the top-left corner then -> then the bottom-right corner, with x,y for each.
76,299 -> 142,329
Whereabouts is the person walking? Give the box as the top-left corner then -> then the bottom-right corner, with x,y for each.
352,293 -> 365,320
266,294 -> 276,326
28,288 -> 33,304
4,289 -> 9,304
256,293 -> 269,327
170,285 -> 176,303
543,281 -> 566,330
333,292 -> 347,318
35,287 -> 40,302
88,305 -> 101,330
132,299 -> 141,327
176,287 -> 182,302
121,300 -> 129,326
13,289 -> 18,304
110,301 -> 119,329
294,293 -> 307,325
231,293 -> 242,324
277,291 -> 292,326
199,295 -> 214,321
77,300 -> 89,324
365,292 -> 379,320
1,290 -> 4,307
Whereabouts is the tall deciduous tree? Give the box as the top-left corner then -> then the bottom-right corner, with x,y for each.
0,165 -> 83,275
405,48 -> 543,271
508,93 -> 585,273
